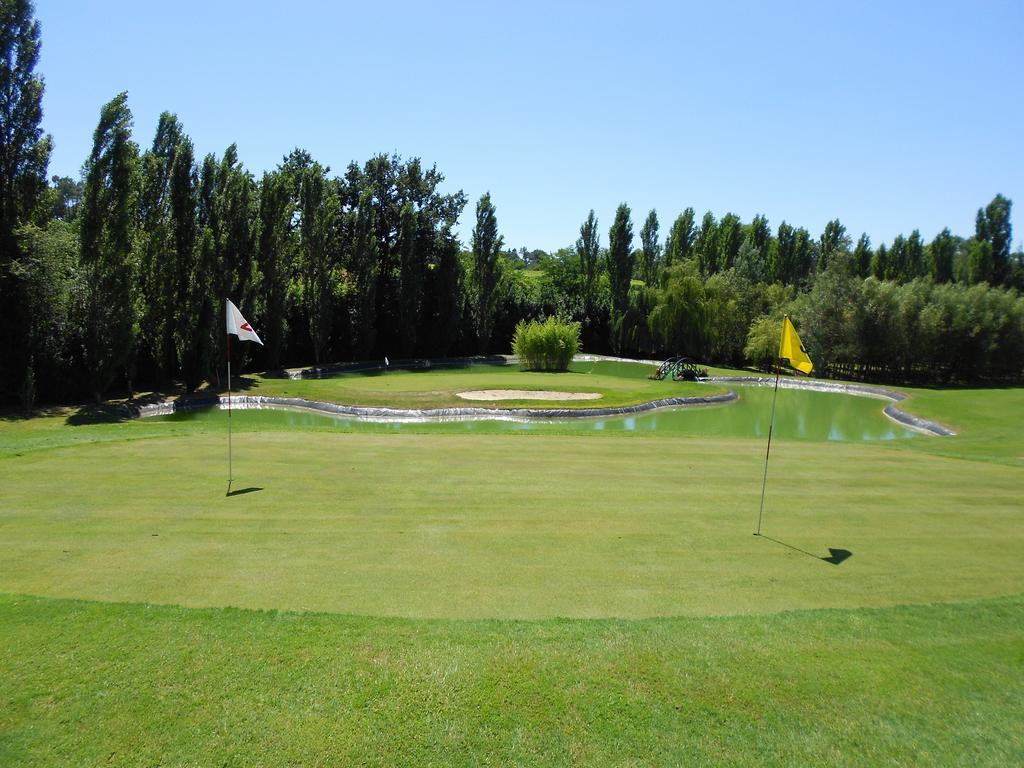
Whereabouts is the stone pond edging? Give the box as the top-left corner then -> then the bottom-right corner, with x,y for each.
706,376 -> 956,436
133,391 -> 737,422
126,355 -> 954,436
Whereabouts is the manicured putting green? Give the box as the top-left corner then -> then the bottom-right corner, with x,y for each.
2,429 -> 1020,619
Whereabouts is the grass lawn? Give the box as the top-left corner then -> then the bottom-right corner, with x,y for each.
1,364 -> 1022,765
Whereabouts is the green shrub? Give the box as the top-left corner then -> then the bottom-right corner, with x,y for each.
512,317 -> 581,370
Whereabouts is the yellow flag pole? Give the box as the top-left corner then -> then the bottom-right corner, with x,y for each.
756,332 -> 784,536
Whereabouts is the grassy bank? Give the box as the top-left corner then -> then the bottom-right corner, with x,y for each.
2,594 -> 1021,766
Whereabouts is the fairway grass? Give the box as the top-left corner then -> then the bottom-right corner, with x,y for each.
2,372 -> 1023,765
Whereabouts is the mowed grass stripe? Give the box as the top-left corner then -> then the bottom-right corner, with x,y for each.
1,593 -> 1021,767
2,431 -> 1021,618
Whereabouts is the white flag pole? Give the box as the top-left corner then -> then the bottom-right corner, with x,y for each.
224,298 -> 263,494
227,312 -> 233,490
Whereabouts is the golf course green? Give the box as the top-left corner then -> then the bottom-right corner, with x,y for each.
1,360 -> 1022,765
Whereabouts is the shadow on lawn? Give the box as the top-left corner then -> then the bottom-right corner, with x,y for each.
226,485 -> 263,497
65,403 -> 134,426
755,534 -> 853,566
278,356 -> 512,380
63,381 -> 264,426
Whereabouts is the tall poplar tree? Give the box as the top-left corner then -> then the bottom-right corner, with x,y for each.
639,209 -> 660,285
576,209 -> 600,321
968,239 -> 994,284
928,228 -> 955,283
297,162 -> 339,364
906,230 -> 925,279
471,191 -> 503,353
606,203 -> 634,318
976,194 -> 1012,283
871,243 -> 889,279
422,225 -> 461,357
888,235 -> 908,281
137,112 -> 185,382
79,92 -> 140,401
396,200 -> 420,356
715,213 -> 743,272
695,211 -> 716,275
772,221 -> 795,283
818,219 -> 849,271
664,208 -> 695,269
349,189 -> 379,360
215,145 -> 258,323
747,215 -> 772,257
168,139 -> 205,391
1,0 -> 52,403
853,233 -> 872,278
791,227 -> 814,283
0,0 -> 49,250
256,170 -> 293,369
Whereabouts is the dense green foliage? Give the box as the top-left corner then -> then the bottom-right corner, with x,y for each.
512,316 -> 581,370
1,3 -> 1023,409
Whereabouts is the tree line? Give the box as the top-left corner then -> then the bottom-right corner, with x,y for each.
523,198 -> 1023,385
2,1 -> 1023,412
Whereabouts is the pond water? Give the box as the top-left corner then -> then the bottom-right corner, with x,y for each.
153,385 -> 922,442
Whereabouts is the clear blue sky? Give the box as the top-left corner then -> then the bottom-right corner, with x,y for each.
36,0 -> 1023,253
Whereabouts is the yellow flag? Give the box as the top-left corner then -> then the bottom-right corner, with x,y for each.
779,316 -> 813,375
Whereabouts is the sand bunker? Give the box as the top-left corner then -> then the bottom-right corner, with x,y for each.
456,389 -> 602,401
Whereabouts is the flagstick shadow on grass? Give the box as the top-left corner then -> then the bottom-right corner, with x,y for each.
754,534 -> 853,566
226,485 -> 263,498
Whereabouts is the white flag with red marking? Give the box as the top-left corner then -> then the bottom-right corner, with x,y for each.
225,299 -> 263,345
